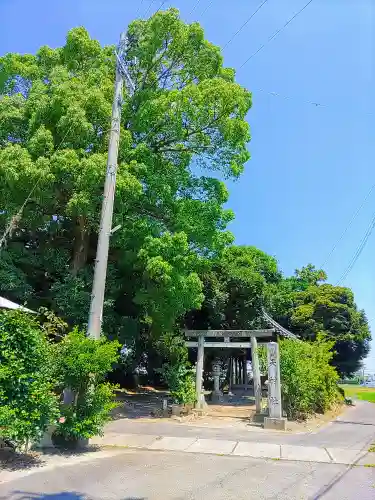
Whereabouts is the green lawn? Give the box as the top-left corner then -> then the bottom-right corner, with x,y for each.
339,384 -> 375,403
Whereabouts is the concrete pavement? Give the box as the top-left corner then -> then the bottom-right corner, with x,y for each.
103,401 -> 375,450
1,449 -> 375,499
90,431 -> 369,465
0,401 -> 374,499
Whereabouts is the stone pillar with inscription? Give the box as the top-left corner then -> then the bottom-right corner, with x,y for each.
195,334 -> 206,409
264,342 -> 287,430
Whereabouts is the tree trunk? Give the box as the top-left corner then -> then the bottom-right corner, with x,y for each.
71,216 -> 90,276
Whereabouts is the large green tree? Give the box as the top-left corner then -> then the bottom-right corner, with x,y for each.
189,254 -> 371,377
290,283 -> 371,376
265,265 -> 371,376
185,245 -> 281,330
0,10 -> 251,364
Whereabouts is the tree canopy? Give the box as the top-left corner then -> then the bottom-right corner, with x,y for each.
0,10 -> 251,348
0,9 -> 371,378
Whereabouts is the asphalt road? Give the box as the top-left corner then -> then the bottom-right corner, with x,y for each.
1,402 -> 374,499
105,401 -> 375,449
1,449 -> 374,500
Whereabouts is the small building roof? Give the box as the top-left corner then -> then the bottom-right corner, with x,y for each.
0,296 -> 35,313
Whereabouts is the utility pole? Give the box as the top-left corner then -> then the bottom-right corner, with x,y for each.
87,32 -> 134,339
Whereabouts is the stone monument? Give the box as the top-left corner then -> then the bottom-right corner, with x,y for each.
264,342 -> 287,430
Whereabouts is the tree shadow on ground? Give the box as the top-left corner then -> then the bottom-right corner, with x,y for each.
3,493 -> 85,500
112,388 -> 169,421
3,493 -> 145,500
0,446 -> 102,472
0,450 -> 44,472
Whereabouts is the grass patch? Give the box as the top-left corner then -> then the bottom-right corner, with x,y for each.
357,392 -> 375,403
339,384 -> 375,403
368,444 -> 375,453
364,464 -> 375,468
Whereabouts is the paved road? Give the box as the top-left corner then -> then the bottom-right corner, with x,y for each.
0,449 -> 374,500
105,401 -> 375,450
1,402 -> 374,499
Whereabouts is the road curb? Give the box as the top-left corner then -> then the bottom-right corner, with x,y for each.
92,433 -> 365,466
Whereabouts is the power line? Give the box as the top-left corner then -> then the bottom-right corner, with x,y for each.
336,213 -> 375,286
252,87 -> 326,108
321,183 -> 375,269
246,87 -> 375,116
143,0 -> 157,18
200,0 -> 213,17
154,0 -> 168,15
223,0 -> 270,49
136,0 -> 146,17
189,0 -> 202,15
240,0 -> 314,68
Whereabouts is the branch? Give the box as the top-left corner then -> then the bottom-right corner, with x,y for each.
139,38 -> 171,92
160,145 -> 216,155
150,114 -> 225,151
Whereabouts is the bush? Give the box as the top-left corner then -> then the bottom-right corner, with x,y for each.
259,337 -> 341,420
0,310 -> 59,451
279,337 -> 341,419
158,362 -> 196,405
52,329 -> 120,442
155,331 -> 196,406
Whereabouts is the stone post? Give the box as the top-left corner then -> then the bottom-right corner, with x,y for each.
211,358 -> 223,403
251,336 -> 262,414
195,334 -> 205,409
264,342 -> 286,430
243,355 -> 248,391
228,357 -> 233,396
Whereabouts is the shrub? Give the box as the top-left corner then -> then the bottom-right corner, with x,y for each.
259,337 -> 341,420
158,362 -> 196,405
0,310 -> 59,451
156,331 -> 196,406
52,329 -> 120,442
279,337 -> 341,419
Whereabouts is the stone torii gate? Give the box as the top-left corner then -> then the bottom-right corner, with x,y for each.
184,329 -> 271,413
185,313 -> 297,430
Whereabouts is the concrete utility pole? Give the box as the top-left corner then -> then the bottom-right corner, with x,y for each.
87,32 -> 131,339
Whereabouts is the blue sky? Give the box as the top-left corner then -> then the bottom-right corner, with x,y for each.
1,0 -> 374,370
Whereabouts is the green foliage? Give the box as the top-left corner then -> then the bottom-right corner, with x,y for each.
0,9 -> 370,383
290,284 -> 371,376
158,362 -> 196,405
37,306 -> 69,341
0,11 -> 251,370
186,245 -> 280,330
52,329 -> 120,440
156,332 -> 196,405
264,265 -> 371,377
294,264 -> 327,288
136,232 -> 204,332
357,392 -> 375,403
0,310 -> 59,450
278,337 -> 341,420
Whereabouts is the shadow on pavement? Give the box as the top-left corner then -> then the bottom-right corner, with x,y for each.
112,388 -> 169,421
3,493 -> 145,500
333,420 -> 375,427
0,450 -> 44,472
0,446 -> 102,472
1,493 -> 84,499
